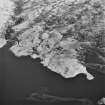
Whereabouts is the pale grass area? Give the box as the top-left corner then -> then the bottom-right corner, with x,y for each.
0,0 -> 14,48
0,0 -> 14,28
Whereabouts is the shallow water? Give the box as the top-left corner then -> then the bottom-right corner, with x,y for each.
0,45 -> 105,105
